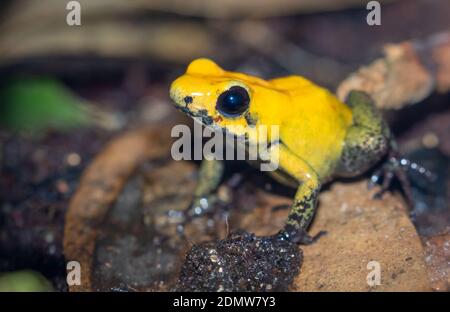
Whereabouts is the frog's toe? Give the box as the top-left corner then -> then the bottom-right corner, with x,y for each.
176,223 -> 186,235
276,226 -> 326,245
372,189 -> 387,200
188,195 -> 219,218
371,170 -> 394,200
368,152 -> 418,208
169,195 -> 223,239
167,208 -> 187,224
368,169 -> 382,190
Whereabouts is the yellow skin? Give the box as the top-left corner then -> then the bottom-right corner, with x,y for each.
170,58 -> 393,244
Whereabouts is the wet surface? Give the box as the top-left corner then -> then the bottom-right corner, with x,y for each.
91,161 -> 196,291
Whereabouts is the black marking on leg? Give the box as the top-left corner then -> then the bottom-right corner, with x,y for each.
286,188 -> 318,233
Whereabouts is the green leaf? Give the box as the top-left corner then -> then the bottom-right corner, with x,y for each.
0,270 -> 54,292
0,77 -> 91,132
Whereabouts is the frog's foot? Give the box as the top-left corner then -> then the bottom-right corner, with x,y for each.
368,153 -> 413,207
168,195 -> 219,235
368,151 -> 435,209
275,225 -> 327,245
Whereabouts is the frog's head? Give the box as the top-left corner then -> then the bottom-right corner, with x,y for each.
170,58 -> 286,144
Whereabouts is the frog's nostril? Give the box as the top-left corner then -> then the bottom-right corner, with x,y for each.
183,96 -> 193,106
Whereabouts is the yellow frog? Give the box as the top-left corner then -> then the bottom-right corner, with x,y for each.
169,58 -> 415,244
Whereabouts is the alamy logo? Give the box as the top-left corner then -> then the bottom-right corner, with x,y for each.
66,261 -> 81,286
66,1 -> 81,26
366,260 -> 381,286
171,121 -> 280,171
367,1 -> 381,26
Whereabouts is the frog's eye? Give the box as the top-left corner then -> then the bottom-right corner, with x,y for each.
216,86 -> 250,117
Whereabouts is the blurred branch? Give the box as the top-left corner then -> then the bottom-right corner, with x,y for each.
224,21 -> 352,86
0,0 -> 394,65
0,19 -> 215,65
337,32 -> 450,110
2,0 -> 395,23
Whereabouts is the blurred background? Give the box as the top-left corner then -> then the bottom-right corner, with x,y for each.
0,0 -> 449,291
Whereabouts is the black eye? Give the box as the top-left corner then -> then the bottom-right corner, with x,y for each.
216,86 -> 250,117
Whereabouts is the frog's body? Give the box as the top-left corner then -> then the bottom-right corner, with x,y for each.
170,58 -> 392,243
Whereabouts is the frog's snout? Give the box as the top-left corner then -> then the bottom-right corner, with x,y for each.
170,81 -> 193,110
170,81 -> 197,117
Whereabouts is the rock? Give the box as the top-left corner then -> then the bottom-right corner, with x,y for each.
293,181 -> 431,291
423,231 -> 450,291
220,177 -> 431,291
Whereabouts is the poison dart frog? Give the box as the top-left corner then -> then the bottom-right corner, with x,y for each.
169,58 -> 432,244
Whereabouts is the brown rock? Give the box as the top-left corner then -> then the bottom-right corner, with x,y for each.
423,231 -> 450,291
293,181 -> 431,291
337,43 -> 434,110
231,178 -> 431,291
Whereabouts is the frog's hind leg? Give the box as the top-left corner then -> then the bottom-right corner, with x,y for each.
335,91 -> 391,178
368,150 -> 436,209
336,91 -> 434,210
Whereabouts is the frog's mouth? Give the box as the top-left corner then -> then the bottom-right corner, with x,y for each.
174,105 -> 214,126
174,105 -> 251,143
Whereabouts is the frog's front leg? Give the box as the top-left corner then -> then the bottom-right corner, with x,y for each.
190,158 -> 224,216
274,144 -> 325,244
170,158 -> 224,233
185,158 -> 224,220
